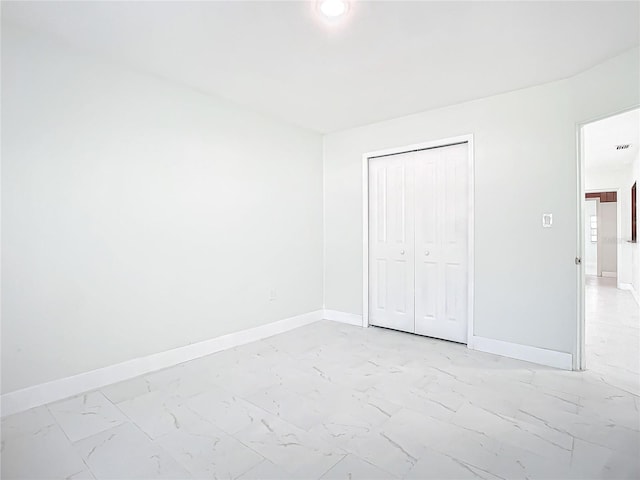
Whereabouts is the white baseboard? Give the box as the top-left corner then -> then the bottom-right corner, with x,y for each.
602,271 -> 617,278
1,310 -> 323,417
468,335 -> 573,370
323,309 -> 363,327
322,310 -> 573,370
618,283 -> 640,305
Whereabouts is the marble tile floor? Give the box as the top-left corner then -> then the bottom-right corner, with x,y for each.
585,276 -> 640,396
2,286 -> 639,479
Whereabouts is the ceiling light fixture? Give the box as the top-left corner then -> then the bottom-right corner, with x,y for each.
318,0 -> 349,19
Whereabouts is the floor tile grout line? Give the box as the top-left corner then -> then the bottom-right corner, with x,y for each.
43,403 -> 96,478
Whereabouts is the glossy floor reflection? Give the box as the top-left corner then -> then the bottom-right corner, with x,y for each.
585,276 -> 640,396
3,285 -> 639,479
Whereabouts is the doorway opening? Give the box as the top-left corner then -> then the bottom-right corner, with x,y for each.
577,108 -> 639,387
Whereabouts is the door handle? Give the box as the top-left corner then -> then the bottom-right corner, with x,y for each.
425,251 -> 430,256
400,250 -> 405,255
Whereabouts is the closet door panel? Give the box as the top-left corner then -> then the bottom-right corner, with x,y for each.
442,144 -> 468,336
414,148 -> 441,328
414,144 -> 468,343
368,154 -> 415,332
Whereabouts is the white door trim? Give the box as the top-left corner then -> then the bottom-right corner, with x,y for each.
362,134 -> 475,344
576,105 -> 639,371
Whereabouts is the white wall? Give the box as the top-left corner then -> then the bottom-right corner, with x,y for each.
1,25 -> 324,394
585,167 -> 631,192
323,47 -> 639,355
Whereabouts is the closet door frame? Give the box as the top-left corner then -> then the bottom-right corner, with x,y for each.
362,134 -> 475,345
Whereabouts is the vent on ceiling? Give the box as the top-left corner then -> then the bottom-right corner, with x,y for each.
616,144 -> 631,150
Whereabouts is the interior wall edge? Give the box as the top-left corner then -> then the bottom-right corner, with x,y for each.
322,309 -> 363,327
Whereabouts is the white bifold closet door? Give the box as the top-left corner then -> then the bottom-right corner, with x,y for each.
368,152 -> 416,333
369,142 -> 469,343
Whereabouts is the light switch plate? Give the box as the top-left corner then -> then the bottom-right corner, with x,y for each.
542,213 -> 553,228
